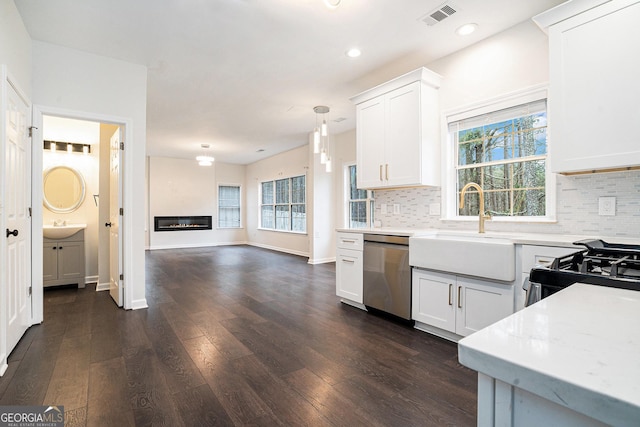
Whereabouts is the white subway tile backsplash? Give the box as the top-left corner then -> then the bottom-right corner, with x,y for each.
375,170 -> 640,239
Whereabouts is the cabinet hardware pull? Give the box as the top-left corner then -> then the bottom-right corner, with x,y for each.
53,246 -> 57,250
342,239 -> 356,243
385,164 -> 389,181
6,228 -> 19,238
59,246 -> 63,250
448,284 -> 453,306
458,286 -> 462,308
342,259 -> 355,264
379,164 -> 383,181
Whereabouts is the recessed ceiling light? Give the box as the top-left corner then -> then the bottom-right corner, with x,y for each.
456,23 -> 478,36
346,47 -> 361,58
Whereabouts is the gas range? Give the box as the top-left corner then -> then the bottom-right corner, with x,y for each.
525,239 -> 640,306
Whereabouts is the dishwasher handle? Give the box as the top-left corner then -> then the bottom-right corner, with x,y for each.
363,234 -> 409,246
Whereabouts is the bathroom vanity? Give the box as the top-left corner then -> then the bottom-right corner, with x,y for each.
43,227 -> 85,288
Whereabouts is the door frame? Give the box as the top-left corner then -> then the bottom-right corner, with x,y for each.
31,105 -> 134,322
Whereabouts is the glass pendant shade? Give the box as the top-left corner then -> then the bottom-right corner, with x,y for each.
320,150 -> 327,164
325,158 -> 332,173
321,120 -> 328,137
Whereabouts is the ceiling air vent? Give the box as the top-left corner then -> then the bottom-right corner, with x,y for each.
420,3 -> 458,26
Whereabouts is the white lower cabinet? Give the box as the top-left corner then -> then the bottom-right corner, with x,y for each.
335,232 -> 364,306
336,248 -> 363,304
412,269 -> 514,339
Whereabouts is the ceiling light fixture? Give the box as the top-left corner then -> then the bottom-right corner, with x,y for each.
312,106 -> 333,172
346,47 -> 361,58
456,23 -> 478,36
196,143 -> 214,166
323,0 -> 341,10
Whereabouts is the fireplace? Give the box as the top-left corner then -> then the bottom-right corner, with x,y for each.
154,216 -> 212,232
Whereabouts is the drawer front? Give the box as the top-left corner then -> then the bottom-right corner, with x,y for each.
336,232 -> 363,251
521,245 -> 577,273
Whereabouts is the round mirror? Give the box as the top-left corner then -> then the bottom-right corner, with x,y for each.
43,166 -> 86,213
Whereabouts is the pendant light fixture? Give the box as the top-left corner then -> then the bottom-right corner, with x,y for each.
312,105 -> 333,172
196,143 -> 214,166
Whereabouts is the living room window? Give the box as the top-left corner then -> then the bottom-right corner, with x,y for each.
345,164 -> 374,228
218,185 -> 241,228
260,175 -> 306,233
445,87 -> 555,220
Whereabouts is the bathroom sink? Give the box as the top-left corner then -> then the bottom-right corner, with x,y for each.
43,224 -> 87,239
409,233 -> 515,281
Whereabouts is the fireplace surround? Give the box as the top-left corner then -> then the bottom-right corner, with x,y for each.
154,216 -> 212,232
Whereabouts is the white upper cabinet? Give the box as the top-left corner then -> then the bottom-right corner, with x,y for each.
534,0 -> 640,174
351,68 -> 442,189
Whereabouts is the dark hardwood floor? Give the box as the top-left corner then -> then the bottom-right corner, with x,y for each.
0,245 -> 477,426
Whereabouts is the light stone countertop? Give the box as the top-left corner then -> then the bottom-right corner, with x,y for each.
458,284 -> 640,426
336,227 -> 638,248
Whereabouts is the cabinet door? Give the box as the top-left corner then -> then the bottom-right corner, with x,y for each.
336,248 -> 363,303
549,0 -> 640,173
456,277 -> 514,337
385,81 -> 422,187
43,242 -> 58,283
356,96 -> 386,188
57,241 -> 84,282
412,270 -> 455,332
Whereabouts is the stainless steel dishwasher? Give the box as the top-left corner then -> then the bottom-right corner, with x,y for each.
363,234 -> 412,321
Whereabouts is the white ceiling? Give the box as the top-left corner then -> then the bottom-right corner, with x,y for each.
16,0 -> 565,165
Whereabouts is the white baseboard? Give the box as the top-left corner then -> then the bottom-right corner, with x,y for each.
96,282 -> 110,292
148,241 -> 248,251
0,354 -> 7,377
308,256 -> 336,265
413,321 -> 460,343
247,242 -> 309,259
130,298 -> 148,310
85,275 -> 98,284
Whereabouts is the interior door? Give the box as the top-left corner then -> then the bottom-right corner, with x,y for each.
108,128 -> 123,306
4,77 -> 32,354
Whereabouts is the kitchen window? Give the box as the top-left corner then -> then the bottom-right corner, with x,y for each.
345,164 -> 374,228
260,175 -> 306,233
445,87 -> 555,220
218,184 -> 241,228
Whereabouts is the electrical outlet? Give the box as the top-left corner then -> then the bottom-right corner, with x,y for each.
429,203 -> 440,216
393,204 -> 400,215
598,196 -> 616,216
380,203 -> 387,214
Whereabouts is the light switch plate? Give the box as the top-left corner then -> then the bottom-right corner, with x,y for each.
380,203 -> 387,214
429,203 -> 440,216
598,196 -> 616,216
393,204 -> 400,215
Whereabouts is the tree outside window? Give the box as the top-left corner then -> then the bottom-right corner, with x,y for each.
454,100 -> 547,217
260,175 -> 306,232
347,165 -> 374,228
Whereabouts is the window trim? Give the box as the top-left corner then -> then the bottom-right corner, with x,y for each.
217,183 -> 243,229
258,174 -> 307,234
343,162 -> 375,229
441,84 -> 557,223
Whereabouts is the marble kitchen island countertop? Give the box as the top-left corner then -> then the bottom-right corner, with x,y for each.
458,283 -> 640,426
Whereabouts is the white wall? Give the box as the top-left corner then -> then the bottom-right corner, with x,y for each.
245,145 -> 310,257
32,41 -> 148,308
148,156 -> 246,249
0,0 -> 31,96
